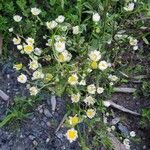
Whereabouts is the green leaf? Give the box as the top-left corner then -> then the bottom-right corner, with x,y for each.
0,113 -> 17,128
50,0 -> 56,6
16,0 -> 28,17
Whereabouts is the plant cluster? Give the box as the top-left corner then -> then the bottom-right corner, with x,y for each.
1,0 -> 150,149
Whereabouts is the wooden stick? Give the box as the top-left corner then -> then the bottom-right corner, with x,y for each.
104,100 -> 140,116
55,114 -> 67,133
114,87 -> 136,93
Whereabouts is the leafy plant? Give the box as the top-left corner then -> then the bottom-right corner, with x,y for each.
0,0 -> 149,149
0,96 -> 39,127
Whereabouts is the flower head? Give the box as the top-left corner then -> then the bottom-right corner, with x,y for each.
98,61 -> 108,71
72,26 -> 80,35
32,70 -> 44,80
55,15 -> 65,23
66,128 -> 78,143
13,37 -> 21,45
54,41 -> 65,52
108,74 -> 118,81
29,60 -> 39,70
130,131 -> 136,137
103,101 -> 111,107
86,109 -> 96,119
71,93 -> 80,103
91,61 -> 98,69
88,50 -> 101,62
13,63 -> 23,71
46,21 -> 58,30
17,74 -> 27,83
68,74 -> 78,85
83,96 -> 95,106
129,37 -> 138,46
17,45 -> 23,50
124,3 -> 135,11
92,13 -> 100,22
29,86 -> 39,95
24,44 -> 34,54
34,48 -> 42,56
31,7 -> 41,16
87,84 -> 96,94
69,115 -> 79,126
26,37 -> 35,45
13,15 -> 22,22
97,87 -> 104,94
58,50 -> 72,62
9,28 -> 13,32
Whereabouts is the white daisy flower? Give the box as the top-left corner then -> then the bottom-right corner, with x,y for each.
97,87 -> 104,94
31,7 -> 41,16
86,109 -> 96,119
124,3 -> 135,11
83,96 -> 95,106
88,50 -> 101,62
46,21 -> 58,30
17,74 -> 27,83
72,26 -> 80,35
98,61 -> 108,71
29,86 -> 39,96
92,13 -> 100,22
13,15 -> 22,22
87,84 -> 96,94
54,41 -> 65,52
55,15 -> 65,23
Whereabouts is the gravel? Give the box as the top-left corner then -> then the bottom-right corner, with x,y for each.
0,61 -> 81,150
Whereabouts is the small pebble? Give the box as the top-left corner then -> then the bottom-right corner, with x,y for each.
33,140 -> 38,146
7,90 -> 10,93
56,132 -> 64,139
111,117 -> 120,125
37,105 -> 43,114
46,121 -> 51,127
44,108 -> 52,118
143,145 -> 146,149
46,138 -> 50,143
29,135 -> 35,140
7,74 -> 10,79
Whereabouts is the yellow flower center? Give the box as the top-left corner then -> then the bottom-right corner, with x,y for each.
24,45 -> 33,54
68,76 -> 78,85
44,73 -> 53,83
87,111 -> 93,117
68,130 -> 77,139
91,61 -> 97,69
58,54 -> 65,62
69,116 -> 79,126
14,63 -> 22,71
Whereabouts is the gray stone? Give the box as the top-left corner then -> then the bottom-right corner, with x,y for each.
0,90 -> 9,101
29,135 -> 35,140
12,143 -> 26,150
118,123 -> 129,137
33,140 -> 38,146
111,117 -> 120,125
44,108 -> 52,118
1,145 -> 11,150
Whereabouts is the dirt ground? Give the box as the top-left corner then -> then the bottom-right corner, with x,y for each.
0,59 -> 150,150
